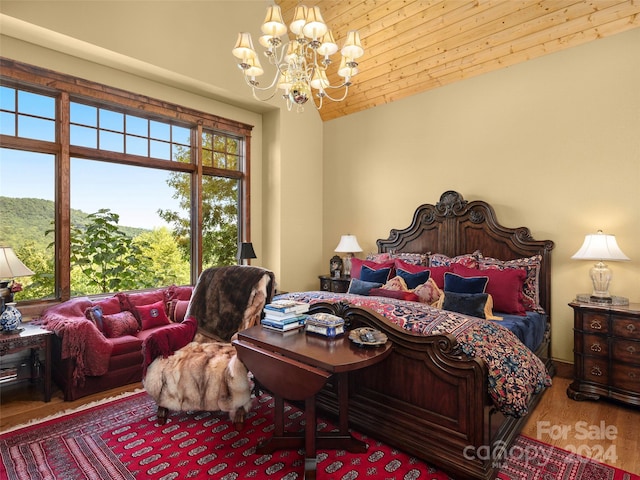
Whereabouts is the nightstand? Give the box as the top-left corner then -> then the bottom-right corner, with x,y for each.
568,301 -> 640,407
318,275 -> 351,293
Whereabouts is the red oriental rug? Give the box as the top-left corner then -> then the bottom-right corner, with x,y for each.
1,391 -> 638,480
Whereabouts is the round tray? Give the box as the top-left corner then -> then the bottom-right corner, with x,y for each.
349,327 -> 388,347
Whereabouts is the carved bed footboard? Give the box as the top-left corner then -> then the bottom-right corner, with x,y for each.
309,301 -> 543,480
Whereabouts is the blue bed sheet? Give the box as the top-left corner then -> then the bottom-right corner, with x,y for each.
490,311 -> 546,353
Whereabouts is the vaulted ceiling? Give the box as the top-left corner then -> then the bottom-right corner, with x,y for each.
274,1 -> 640,121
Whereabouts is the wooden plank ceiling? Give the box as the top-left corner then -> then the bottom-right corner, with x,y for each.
273,0 -> 640,121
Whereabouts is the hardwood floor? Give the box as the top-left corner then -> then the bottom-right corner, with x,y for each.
1,376 -> 639,475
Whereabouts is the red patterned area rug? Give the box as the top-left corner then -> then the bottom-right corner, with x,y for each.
1,391 -> 637,480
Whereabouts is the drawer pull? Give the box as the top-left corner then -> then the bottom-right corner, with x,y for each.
590,343 -> 602,352
590,319 -> 603,330
629,372 -> 637,379
627,346 -> 637,354
590,365 -> 602,377
627,323 -> 637,333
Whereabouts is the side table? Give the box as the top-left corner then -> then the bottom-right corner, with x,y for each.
318,275 -> 351,293
568,301 -> 640,407
0,323 -> 53,402
234,326 -> 392,480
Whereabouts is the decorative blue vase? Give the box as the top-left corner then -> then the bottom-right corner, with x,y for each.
0,303 -> 22,332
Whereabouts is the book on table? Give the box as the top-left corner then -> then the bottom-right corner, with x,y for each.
260,323 -> 305,335
263,312 -> 308,323
261,316 -> 306,332
263,300 -> 309,316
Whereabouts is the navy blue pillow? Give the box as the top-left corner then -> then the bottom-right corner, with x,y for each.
396,269 -> 430,289
443,272 -> 488,294
347,278 -> 383,295
442,291 -> 489,319
360,265 -> 391,284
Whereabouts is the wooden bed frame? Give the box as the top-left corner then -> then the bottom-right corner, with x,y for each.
307,190 -> 555,480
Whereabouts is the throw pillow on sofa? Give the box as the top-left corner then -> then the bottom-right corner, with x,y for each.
85,305 -> 105,332
135,300 -> 171,330
102,311 -> 140,338
117,290 -> 166,324
167,299 -> 190,323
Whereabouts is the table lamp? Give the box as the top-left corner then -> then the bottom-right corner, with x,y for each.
0,246 -> 35,308
334,234 -> 362,277
571,230 -> 630,304
238,242 -> 257,265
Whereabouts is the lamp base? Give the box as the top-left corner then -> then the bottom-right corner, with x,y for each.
576,293 -> 629,306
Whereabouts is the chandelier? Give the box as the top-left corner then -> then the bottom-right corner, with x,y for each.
232,4 -> 364,112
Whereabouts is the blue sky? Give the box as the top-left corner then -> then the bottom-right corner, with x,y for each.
0,148 -> 182,229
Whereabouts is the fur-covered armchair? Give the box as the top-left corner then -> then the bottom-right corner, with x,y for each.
142,266 -> 276,428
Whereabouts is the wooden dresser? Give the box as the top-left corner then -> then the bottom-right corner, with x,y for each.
568,301 -> 640,407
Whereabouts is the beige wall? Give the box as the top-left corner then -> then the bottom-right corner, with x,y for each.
323,27 -> 640,362
2,3 -> 639,362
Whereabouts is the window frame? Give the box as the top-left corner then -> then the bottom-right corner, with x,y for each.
0,57 -> 253,305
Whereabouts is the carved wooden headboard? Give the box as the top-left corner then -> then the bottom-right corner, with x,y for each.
376,190 -> 555,316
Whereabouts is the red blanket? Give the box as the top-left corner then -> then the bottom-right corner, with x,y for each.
141,316 -> 197,375
39,297 -> 114,384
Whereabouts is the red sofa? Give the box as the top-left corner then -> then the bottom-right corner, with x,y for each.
39,285 -> 192,401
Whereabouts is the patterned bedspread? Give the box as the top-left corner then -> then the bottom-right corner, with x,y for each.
277,291 -> 552,417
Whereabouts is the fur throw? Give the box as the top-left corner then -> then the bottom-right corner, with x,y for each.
143,341 -> 252,424
141,316 -> 198,376
187,266 -> 275,342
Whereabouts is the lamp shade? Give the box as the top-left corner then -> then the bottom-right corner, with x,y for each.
239,242 -> 257,260
571,231 -> 630,261
0,247 -> 35,279
334,235 -> 362,253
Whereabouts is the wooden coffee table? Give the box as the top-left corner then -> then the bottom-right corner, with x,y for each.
234,325 -> 392,480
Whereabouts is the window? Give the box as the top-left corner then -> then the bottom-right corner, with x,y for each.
0,58 -> 253,303
0,149 -> 56,300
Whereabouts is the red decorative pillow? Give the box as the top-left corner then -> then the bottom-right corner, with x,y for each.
452,264 -> 527,315
164,285 -> 193,302
350,258 -> 395,280
167,299 -> 190,323
478,254 -> 543,313
429,251 -> 480,269
394,259 -> 430,274
368,288 -> 421,302
365,252 -> 392,263
117,290 -> 166,323
413,278 -> 443,305
102,311 -> 140,338
136,300 -> 171,330
92,296 -> 122,315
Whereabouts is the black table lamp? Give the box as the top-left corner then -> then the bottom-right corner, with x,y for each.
239,242 -> 257,265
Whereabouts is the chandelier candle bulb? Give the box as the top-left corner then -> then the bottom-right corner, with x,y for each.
341,31 -> 364,59
232,4 -> 364,112
261,6 -> 287,37
289,5 -> 308,34
302,6 -> 327,41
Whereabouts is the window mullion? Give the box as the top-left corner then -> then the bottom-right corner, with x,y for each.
192,124 -> 203,281
57,92 -> 71,300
